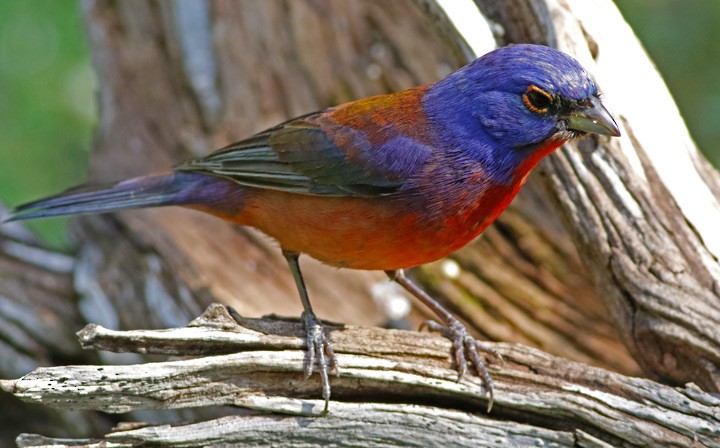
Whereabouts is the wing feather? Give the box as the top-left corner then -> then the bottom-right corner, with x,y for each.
176,114 -> 420,197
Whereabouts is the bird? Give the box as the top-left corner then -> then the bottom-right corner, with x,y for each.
5,43 -> 620,413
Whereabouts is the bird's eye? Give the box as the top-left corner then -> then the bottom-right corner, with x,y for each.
523,85 -> 553,114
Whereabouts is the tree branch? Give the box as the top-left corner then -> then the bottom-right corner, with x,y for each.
0,206 -> 115,442
4,305 -> 718,447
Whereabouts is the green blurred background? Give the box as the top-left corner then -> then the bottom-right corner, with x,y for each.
0,1 -> 95,246
0,0 -> 718,248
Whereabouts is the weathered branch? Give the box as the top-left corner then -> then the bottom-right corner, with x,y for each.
4,305 -> 719,447
14,410 -> 601,448
470,0 -> 720,391
0,207 -> 113,441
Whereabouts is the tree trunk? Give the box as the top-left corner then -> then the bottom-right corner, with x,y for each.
472,0 -> 720,391
1,0 -> 719,446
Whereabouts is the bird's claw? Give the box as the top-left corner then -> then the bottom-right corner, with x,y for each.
302,311 -> 338,413
421,318 -> 502,412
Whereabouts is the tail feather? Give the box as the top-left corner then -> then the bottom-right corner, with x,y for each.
5,173 -> 187,223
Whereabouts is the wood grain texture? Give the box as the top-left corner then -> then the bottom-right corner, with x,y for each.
473,0 -> 720,392
0,208 -> 112,442
4,306 -> 719,447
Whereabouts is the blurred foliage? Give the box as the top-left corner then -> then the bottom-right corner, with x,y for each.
0,1 -> 717,248
0,1 -> 95,247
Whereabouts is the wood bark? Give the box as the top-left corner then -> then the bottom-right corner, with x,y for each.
4,305 -> 719,447
0,212 -> 113,441
1,0 -> 719,446
472,0 -> 720,391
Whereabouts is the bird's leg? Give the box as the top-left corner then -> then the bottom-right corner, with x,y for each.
283,250 -> 337,412
385,269 -> 503,412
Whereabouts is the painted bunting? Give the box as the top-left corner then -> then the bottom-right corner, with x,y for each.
6,44 -> 620,412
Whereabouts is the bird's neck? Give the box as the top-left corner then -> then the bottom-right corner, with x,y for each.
512,138 -> 567,183
450,137 -> 567,231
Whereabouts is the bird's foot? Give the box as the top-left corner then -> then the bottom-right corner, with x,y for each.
302,311 -> 338,413
421,317 -> 503,412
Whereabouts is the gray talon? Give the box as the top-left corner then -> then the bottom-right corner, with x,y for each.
421,317 -> 499,412
302,311 -> 337,412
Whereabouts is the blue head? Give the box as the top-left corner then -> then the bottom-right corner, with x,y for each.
424,44 -> 619,182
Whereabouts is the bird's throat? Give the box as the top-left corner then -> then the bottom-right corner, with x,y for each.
514,138 -> 567,183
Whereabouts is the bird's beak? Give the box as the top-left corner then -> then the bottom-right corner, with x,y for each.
566,96 -> 621,137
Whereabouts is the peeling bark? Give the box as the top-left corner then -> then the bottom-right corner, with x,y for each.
0,210 -> 112,442
4,306 -> 719,447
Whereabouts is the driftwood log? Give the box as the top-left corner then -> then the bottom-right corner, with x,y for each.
1,0 -> 719,446
3,304 -> 719,447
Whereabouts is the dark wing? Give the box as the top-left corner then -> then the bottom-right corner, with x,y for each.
175,114 -> 431,198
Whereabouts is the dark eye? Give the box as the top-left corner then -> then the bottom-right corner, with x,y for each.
523,85 -> 553,113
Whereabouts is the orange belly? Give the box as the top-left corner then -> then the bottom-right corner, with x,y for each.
185,139 -> 563,270
197,185 -> 511,270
